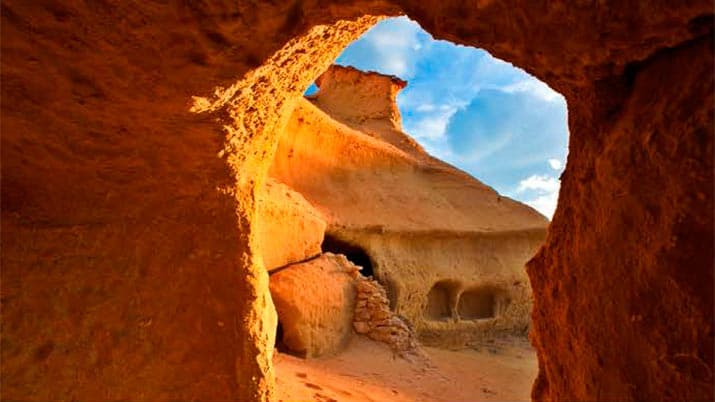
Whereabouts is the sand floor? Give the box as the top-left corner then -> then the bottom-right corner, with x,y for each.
274,336 -> 537,402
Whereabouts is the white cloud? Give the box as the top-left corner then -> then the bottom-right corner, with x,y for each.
515,174 -> 561,218
525,190 -> 559,219
548,158 -> 563,170
384,57 -> 408,76
369,30 -> 417,48
501,78 -> 562,102
415,103 -> 437,112
405,111 -> 454,140
516,174 -> 560,193
360,17 -> 423,78
403,102 -> 461,141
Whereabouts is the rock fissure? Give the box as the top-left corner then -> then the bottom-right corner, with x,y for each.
266,252 -> 324,275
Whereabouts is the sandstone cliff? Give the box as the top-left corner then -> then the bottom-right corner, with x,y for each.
265,65 -> 548,348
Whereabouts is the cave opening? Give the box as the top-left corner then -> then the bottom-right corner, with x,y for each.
274,321 -> 285,350
425,280 -> 460,321
0,0 -> 708,401
320,234 -> 374,277
457,287 -> 497,320
425,283 -> 450,320
267,14 -> 568,402
273,320 -> 309,358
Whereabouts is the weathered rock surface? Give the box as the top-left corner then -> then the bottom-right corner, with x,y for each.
272,74 -> 548,233
528,35 -> 714,402
270,66 -> 547,347
1,1 -> 712,401
257,178 -> 326,271
311,65 -> 424,157
0,4 -> 384,400
270,253 -> 359,357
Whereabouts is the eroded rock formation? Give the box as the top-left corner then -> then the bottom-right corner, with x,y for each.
269,65 -> 548,347
1,1 -> 712,401
269,250 -> 421,358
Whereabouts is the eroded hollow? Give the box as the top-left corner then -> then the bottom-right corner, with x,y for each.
274,321 -> 286,351
425,280 -> 461,321
274,320 -> 306,358
458,287 -> 498,320
321,234 -> 374,277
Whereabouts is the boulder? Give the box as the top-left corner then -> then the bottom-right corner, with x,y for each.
257,178 -> 326,271
269,253 -> 360,357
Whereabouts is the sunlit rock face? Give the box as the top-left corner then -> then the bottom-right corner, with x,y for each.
268,65 -> 548,347
270,253 -> 359,357
257,178 -> 326,271
1,1 -> 712,401
310,65 -> 421,155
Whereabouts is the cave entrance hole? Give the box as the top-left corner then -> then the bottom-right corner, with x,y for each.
320,234 -> 401,308
274,321 -> 285,350
425,280 -> 461,321
321,234 -> 374,277
457,287 -> 498,320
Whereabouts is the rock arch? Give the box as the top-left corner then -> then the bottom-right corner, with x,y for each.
0,2 -> 711,402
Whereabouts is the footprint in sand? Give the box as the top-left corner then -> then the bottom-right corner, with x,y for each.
314,392 -> 338,402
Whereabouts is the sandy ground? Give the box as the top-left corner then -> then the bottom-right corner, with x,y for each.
274,336 -> 537,402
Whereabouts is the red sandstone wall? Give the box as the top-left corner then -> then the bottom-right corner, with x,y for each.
528,36 -> 714,402
0,2 -> 263,399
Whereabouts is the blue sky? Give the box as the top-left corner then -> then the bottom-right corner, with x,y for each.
313,17 -> 569,218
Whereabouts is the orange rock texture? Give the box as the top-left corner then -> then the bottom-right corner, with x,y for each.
1,3 -> 388,400
270,253 -> 359,357
257,178 -> 326,271
1,1 -> 712,402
